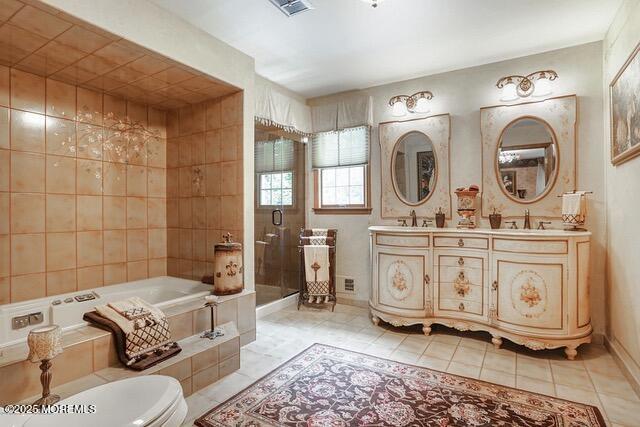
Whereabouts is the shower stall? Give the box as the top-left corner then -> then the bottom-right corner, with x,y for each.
253,124 -> 306,306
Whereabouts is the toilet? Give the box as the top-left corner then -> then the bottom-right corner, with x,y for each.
2,375 -> 187,427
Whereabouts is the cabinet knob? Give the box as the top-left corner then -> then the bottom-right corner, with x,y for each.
458,271 -> 465,280
458,303 -> 465,311
457,257 -> 464,266
492,280 -> 498,291
458,238 -> 464,247
424,274 -> 430,285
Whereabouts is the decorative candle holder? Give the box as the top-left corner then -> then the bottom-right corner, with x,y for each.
28,325 -> 63,406
489,208 -> 502,229
200,295 -> 224,340
435,207 -> 445,228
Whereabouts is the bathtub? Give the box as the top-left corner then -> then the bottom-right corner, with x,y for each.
0,276 -> 213,348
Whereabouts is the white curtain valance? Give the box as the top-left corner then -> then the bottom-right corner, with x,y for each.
255,76 -> 312,135
311,95 -> 373,133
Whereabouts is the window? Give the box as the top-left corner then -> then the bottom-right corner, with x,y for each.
259,171 -> 293,206
312,126 -> 371,212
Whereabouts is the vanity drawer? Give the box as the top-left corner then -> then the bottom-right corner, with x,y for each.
493,238 -> 568,255
437,255 -> 484,270
434,236 -> 488,250
438,266 -> 484,285
439,283 -> 483,303
376,233 -> 430,248
438,299 -> 483,315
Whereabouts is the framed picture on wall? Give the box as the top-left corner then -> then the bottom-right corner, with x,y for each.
501,170 -> 517,196
610,41 -> 640,166
416,151 -> 435,201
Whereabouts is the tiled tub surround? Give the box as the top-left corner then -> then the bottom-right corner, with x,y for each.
0,65 -> 169,303
0,289 -> 256,404
165,92 -> 244,281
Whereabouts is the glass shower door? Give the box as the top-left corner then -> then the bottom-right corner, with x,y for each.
254,125 -> 305,306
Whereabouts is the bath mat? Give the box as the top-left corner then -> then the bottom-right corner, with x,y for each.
195,343 -> 605,426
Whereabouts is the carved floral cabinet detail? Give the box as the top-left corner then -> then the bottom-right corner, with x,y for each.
369,227 -> 591,360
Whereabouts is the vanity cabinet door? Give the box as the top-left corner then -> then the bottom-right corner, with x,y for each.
492,254 -> 567,335
376,248 -> 429,313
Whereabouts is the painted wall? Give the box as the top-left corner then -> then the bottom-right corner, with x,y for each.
307,42 -> 607,336
41,0 -> 257,291
603,0 -> 640,388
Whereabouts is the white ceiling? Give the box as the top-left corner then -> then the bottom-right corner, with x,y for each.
151,0 -> 622,98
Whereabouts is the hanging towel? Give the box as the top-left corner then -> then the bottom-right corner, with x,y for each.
304,245 -> 330,298
308,236 -> 328,245
311,228 -> 328,237
562,192 -> 587,225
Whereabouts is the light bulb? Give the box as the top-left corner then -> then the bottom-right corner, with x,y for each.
533,78 -> 552,97
414,96 -> 430,113
391,100 -> 407,117
500,82 -> 518,101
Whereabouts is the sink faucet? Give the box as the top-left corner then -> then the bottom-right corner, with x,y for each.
523,209 -> 531,230
410,210 -> 418,227
506,221 -> 518,229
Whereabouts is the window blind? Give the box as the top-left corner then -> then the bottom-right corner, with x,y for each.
255,138 -> 294,172
311,126 -> 369,169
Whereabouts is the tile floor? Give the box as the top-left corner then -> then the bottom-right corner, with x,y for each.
182,303 -> 640,426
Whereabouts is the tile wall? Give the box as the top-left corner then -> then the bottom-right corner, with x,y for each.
0,66 -> 168,303
166,92 -> 244,281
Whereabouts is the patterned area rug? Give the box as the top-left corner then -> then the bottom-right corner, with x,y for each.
195,344 -> 606,426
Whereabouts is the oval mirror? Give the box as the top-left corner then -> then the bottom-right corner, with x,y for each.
392,131 -> 437,205
497,117 -> 557,202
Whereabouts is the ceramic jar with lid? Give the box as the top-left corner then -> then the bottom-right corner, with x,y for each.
213,233 -> 244,295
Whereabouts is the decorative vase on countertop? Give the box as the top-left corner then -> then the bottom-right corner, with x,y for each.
213,232 -> 244,296
455,185 -> 479,229
435,207 -> 445,228
489,208 -> 502,229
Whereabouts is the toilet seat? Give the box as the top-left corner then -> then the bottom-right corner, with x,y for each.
9,375 -> 186,427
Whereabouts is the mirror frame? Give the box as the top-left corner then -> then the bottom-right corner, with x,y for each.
494,116 -> 559,204
391,130 -> 439,206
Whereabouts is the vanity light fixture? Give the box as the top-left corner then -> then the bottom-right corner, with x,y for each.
389,91 -> 433,117
496,70 -> 558,101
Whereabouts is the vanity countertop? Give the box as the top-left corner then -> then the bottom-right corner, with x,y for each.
368,225 -> 591,237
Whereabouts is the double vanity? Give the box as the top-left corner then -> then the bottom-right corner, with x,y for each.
369,226 -> 591,359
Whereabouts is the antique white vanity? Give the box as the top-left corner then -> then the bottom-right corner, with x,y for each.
369,226 -> 591,359
372,95 -> 592,358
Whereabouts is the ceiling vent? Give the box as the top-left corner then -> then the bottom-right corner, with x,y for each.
268,0 -> 314,17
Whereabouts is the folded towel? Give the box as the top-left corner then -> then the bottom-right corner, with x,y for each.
311,228 -> 328,237
304,245 -> 330,299
108,300 -> 151,321
308,236 -> 328,245
562,192 -> 587,224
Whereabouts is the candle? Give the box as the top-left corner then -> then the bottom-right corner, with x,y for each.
205,295 -> 219,304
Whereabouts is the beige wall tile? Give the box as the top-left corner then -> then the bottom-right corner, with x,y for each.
77,265 -> 104,290
126,196 -> 146,229
147,167 -> 166,197
0,107 -> 9,149
11,272 -> 45,302
127,229 -> 147,261
10,5 -> 72,39
11,110 -> 45,153
46,78 -> 76,119
221,126 -> 240,162
237,293 -> 256,334
11,233 -> 45,275
206,100 -> 221,130
179,378 -> 192,397
103,230 -> 126,264
103,263 -> 126,286
76,195 -> 102,231
10,68 -> 45,114
192,347 -> 219,374
46,232 -> 76,271
126,164 -> 146,196
148,228 -> 167,258
76,123 -> 102,160
192,364 -> 219,393
0,276 -> 9,304
0,358 -> 41,405
219,337 -> 240,361
76,87 -> 103,125
168,312 -> 193,341
103,196 -> 126,230
0,193 -> 7,235
221,92 -> 242,127
148,258 -> 167,277
218,299 -> 238,327
0,149 -> 8,191
54,341 -> 94,385
103,162 -> 126,196
218,353 -> 240,377
77,230 -> 103,267
76,159 -> 102,195
127,260 -> 147,281
11,193 -> 45,233
46,194 -> 76,232
46,269 -> 77,295
0,235 -> 9,278
147,198 -> 166,228
92,334 -> 119,370
45,116 -> 76,157
46,155 -> 76,194
0,66 -> 9,107
157,358 -> 191,381
11,151 -> 45,192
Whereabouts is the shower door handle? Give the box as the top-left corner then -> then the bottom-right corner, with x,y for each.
272,209 -> 283,226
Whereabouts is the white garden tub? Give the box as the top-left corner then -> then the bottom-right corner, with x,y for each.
0,276 -> 212,348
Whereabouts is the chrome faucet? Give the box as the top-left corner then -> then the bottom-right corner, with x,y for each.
524,209 -> 531,230
410,210 -> 418,227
